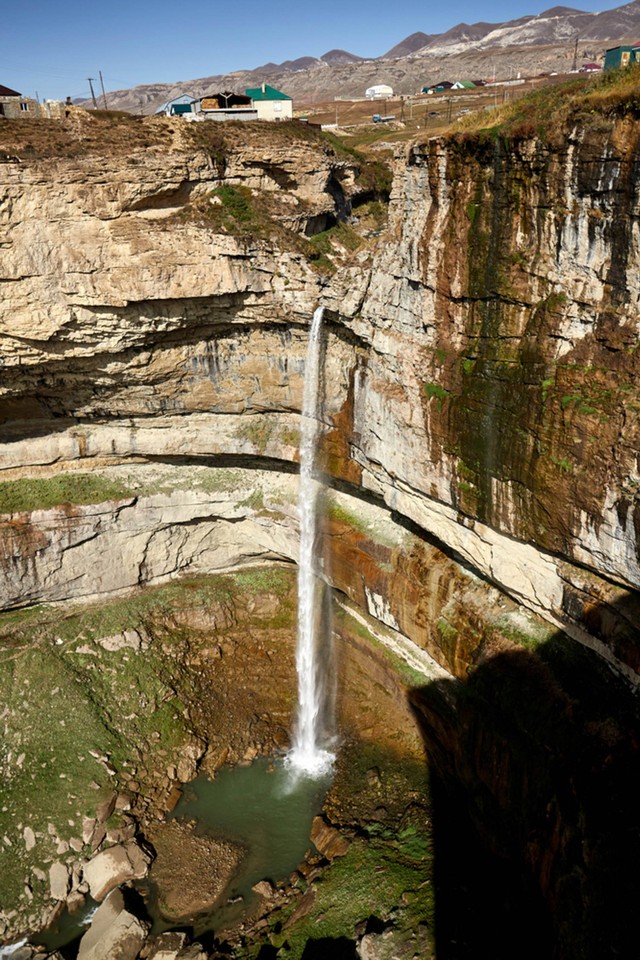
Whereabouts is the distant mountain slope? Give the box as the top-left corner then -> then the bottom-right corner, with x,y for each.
84,1 -> 640,113
321,49 -> 365,64
383,32 -> 435,58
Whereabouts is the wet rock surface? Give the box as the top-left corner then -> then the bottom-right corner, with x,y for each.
77,889 -> 149,960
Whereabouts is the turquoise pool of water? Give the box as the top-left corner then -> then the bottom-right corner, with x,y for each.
168,755 -> 331,934
32,756 -> 330,949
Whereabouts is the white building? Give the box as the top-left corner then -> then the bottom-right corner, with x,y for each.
365,84 -> 393,99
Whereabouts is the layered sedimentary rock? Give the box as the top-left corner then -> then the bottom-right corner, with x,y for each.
2,113 -> 639,678
1,107 -> 640,956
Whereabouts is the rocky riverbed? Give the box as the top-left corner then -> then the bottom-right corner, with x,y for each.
0,565 -> 434,960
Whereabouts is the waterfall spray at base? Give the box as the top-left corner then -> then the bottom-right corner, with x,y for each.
287,306 -> 335,778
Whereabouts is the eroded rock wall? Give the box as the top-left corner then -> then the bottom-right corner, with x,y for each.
2,99 -> 640,960
1,115 -> 640,682
325,119 -> 640,680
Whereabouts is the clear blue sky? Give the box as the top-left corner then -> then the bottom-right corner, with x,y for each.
2,0 -> 625,102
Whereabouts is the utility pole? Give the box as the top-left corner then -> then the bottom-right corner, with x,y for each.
87,77 -> 98,109
99,71 -> 109,110
572,36 -> 579,72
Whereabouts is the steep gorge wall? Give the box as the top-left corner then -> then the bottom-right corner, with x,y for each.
1,114 -> 640,681
325,118 -> 640,682
1,107 -> 640,959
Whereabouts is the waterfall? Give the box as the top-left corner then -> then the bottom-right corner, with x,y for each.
287,306 -> 334,777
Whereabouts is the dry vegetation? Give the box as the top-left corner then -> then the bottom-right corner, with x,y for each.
0,110 -> 332,163
452,64 -> 640,142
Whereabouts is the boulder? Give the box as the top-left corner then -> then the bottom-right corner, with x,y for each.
77,888 -> 149,960
95,630 -> 143,653
82,840 -> 151,901
175,742 -> 204,784
49,861 -> 69,900
94,792 -> 117,824
147,931 -> 188,959
310,816 -> 350,860
22,826 -> 36,852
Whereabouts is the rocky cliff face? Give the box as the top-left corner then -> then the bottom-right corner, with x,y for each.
1,105 -> 639,956
325,117 -> 640,682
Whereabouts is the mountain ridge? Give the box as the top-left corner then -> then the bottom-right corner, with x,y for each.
83,1 -> 640,112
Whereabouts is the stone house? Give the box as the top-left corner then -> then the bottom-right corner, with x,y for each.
0,84 -> 34,118
0,85 -> 65,119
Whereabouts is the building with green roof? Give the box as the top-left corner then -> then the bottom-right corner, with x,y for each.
245,83 -> 293,121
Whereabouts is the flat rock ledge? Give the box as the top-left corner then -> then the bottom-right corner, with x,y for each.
148,820 -> 245,922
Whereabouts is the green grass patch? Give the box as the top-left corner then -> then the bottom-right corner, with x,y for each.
326,500 -> 402,550
307,220 -> 365,273
551,455 -> 574,473
456,65 -> 640,143
436,618 -> 458,642
236,418 -> 274,454
269,834 -> 432,959
492,611 -> 556,650
462,357 -> 476,375
423,382 -> 449,407
0,473 -> 132,515
0,646 -> 120,911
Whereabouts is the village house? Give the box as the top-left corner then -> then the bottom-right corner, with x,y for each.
422,81 -> 454,94
244,83 -> 292,120
1,85 -> 66,119
156,85 -> 292,122
0,84 -> 30,117
155,94 -> 199,117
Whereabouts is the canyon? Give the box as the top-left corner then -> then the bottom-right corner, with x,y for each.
0,81 -> 639,960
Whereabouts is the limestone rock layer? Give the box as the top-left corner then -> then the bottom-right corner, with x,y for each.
1,114 -> 640,683
1,103 -> 640,960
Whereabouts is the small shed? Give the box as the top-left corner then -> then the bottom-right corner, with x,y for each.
155,94 -> 198,117
604,44 -> 640,71
199,92 -> 256,122
422,81 -> 454,94
365,84 -> 393,99
245,83 -> 293,120
201,91 -> 252,110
